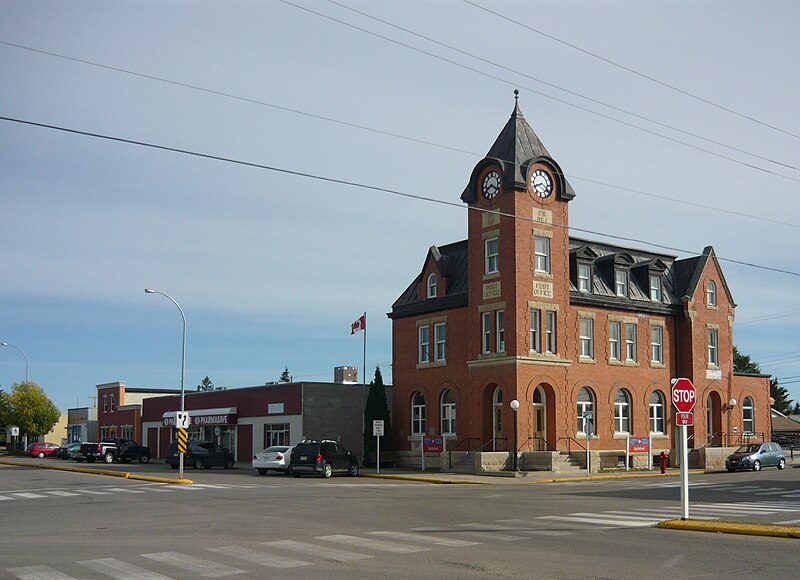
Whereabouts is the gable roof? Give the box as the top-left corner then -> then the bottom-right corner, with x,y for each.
673,246 -> 735,306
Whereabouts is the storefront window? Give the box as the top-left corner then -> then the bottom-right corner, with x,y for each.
265,423 -> 290,447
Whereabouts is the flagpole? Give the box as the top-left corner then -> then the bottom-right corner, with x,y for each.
362,311 -> 367,463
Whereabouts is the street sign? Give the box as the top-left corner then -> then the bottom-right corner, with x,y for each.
176,411 -> 190,430
671,378 -> 696,413
628,437 -> 651,453
176,428 -> 188,454
676,412 -> 694,426
373,420 -> 384,437
10,426 -> 19,436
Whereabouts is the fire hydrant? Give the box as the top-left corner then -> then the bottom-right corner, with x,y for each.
659,451 -> 667,474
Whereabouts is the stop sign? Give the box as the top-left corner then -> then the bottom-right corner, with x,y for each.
672,378 -> 696,413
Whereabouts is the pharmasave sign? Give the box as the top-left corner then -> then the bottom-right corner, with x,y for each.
162,407 -> 237,427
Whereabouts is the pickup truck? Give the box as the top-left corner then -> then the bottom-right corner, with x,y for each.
81,438 -> 152,464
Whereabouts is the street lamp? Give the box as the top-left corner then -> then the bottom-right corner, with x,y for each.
144,288 -> 186,479
510,399 -> 520,471
1,342 -> 29,382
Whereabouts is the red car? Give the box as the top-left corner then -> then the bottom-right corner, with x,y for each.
28,442 -> 60,458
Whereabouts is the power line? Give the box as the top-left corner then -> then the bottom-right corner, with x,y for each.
2,39 -> 799,230
462,0 -> 800,142
325,0 -> 798,172
279,0 -> 800,186
3,114 -> 800,280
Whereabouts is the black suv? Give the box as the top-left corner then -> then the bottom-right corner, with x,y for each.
290,440 -> 359,478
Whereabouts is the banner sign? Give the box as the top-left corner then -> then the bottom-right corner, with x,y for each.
423,435 -> 444,453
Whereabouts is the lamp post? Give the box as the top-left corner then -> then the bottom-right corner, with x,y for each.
510,399 -> 519,471
144,289 -> 186,479
1,342 -> 29,382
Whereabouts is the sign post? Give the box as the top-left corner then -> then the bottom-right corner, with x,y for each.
626,436 -> 651,471
671,378 -> 696,520
373,420 -> 384,474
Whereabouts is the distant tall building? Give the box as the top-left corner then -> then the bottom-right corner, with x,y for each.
334,366 -> 358,384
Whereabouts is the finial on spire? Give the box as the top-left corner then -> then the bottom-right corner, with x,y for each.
514,89 -> 519,100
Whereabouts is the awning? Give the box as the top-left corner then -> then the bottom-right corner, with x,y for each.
162,407 -> 237,427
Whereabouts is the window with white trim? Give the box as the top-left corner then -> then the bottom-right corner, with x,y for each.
545,311 -> 556,354
609,321 -> 620,361
650,325 -> 663,363
434,322 -> 446,362
265,423 -> 290,446
650,275 -> 662,302
579,318 -> 593,358
707,280 -> 717,306
743,396 -> 754,433
649,391 -> 665,434
496,310 -> 505,353
534,236 -> 550,274
103,395 -> 108,414
120,425 -> 134,439
441,390 -> 456,435
615,270 -> 628,297
485,238 -> 499,275
530,309 -> 540,353
427,273 -> 437,298
614,390 -> 631,433
708,328 -> 718,365
577,388 -> 594,434
625,323 -> 637,362
411,392 -> 426,435
482,312 -> 492,354
578,263 -> 591,292
418,325 -> 430,364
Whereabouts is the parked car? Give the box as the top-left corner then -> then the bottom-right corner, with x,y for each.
726,442 -> 786,472
81,438 -> 151,464
253,445 -> 294,475
29,442 -> 60,458
56,442 -> 82,460
290,439 -> 358,478
166,440 -> 235,470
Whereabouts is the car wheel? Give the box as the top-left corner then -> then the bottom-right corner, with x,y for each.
37,452 -> 45,458
193,459 -> 203,470
778,458 -> 786,470
257,468 -> 268,475
752,460 -> 761,472
139,454 -> 150,464
104,453 -> 114,464
348,462 -> 359,477
224,459 -> 234,470
322,462 -> 333,478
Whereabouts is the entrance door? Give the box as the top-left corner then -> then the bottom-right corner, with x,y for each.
493,387 -> 503,451
532,386 -> 546,451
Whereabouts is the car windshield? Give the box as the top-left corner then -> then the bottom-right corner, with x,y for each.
735,444 -> 762,454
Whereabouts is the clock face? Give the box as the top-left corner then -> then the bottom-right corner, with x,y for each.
482,171 -> 501,199
531,169 -> 553,198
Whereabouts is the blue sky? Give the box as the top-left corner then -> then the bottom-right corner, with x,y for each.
1,1 -> 799,413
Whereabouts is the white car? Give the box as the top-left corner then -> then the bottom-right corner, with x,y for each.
253,445 -> 294,475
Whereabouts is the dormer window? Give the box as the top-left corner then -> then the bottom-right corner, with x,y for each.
427,273 -> 437,298
707,280 -> 717,306
577,263 -> 591,292
649,275 -> 662,302
615,270 -> 628,297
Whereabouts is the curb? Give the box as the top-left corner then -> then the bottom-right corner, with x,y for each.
658,519 -> 800,539
0,459 -> 193,485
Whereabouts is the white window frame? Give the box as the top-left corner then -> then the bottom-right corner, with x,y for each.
579,318 -> 593,359
625,323 -> 637,362
411,392 -> 426,436
615,270 -> 628,297
577,263 -> 591,292
496,310 -> 505,353
708,328 -> 718,365
418,325 -> 430,364
482,312 -> 492,354
615,390 -> 631,434
707,280 -> 717,306
534,236 -> 550,274
434,322 -> 446,362
485,237 -> 499,275
441,390 -> 456,435
650,275 -> 662,301
103,395 -> 108,414
110,394 -> 115,413
743,396 -> 754,433
650,325 -> 663,363
427,273 -> 437,299
577,388 -> 594,434
120,425 -> 134,439
530,309 -> 540,353
649,391 -> 665,434
609,321 -> 620,361
545,311 -> 556,354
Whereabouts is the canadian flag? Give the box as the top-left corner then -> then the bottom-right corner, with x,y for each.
351,314 -> 366,334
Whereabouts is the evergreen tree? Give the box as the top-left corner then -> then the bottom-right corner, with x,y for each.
362,366 -> 392,465
279,368 -> 292,383
792,402 -> 800,415
196,376 -> 215,392
733,346 -> 761,374
770,378 -> 793,415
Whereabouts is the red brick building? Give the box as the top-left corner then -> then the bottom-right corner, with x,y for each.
389,95 -> 770,470
96,382 -> 180,442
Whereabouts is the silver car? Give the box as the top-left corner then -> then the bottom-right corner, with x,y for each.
252,445 -> 294,475
725,442 -> 786,472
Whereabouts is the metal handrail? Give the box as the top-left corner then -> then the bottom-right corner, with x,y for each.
448,437 -> 480,469
517,436 -> 557,452
555,436 -> 586,453
480,437 -> 506,451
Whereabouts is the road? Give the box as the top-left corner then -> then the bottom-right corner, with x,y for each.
2,461 -> 800,579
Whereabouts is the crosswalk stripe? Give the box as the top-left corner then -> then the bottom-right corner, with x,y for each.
208,546 -> 311,568
142,552 -> 245,577
317,534 -> 429,553
539,515 -> 656,527
11,493 -> 46,499
450,524 -> 528,541
728,486 -> 766,493
368,530 -> 479,547
78,558 -> 174,579
574,512 -> 660,523
46,491 -> 80,497
75,489 -> 112,495
104,488 -> 146,494
0,495 -> 12,501
412,526 -> 525,542
494,519 -> 575,535
7,565 -> 77,579
263,540 -> 372,562
754,490 -> 794,495
187,484 -> 232,489
776,519 -> 800,524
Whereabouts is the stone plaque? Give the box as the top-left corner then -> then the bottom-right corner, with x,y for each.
482,211 -> 500,228
706,368 -> 722,380
533,281 -> 553,299
533,208 -> 552,224
483,282 -> 501,300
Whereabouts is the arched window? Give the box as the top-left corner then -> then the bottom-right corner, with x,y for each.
427,273 -> 437,299
411,392 -> 425,436
649,391 -> 665,434
440,389 -> 456,435
577,387 -> 594,434
493,387 -> 503,435
614,390 -> 630,433
707,280 -> 717,306
743,396 -> 754,433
